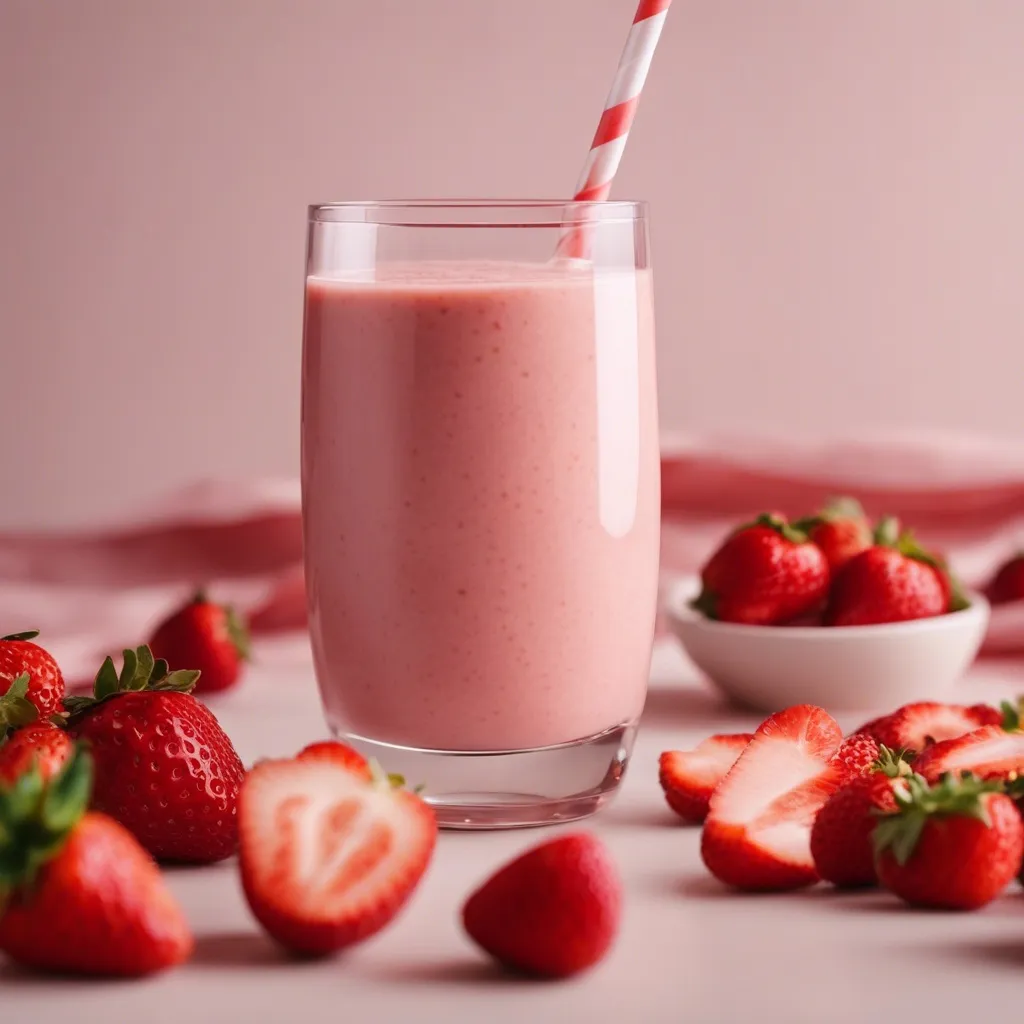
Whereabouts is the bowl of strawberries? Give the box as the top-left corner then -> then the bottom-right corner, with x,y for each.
664,499 -> 990,713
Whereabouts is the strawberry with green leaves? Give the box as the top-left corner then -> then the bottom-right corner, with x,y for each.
64,645 -> 246,864
149,590 -> 250,695
693,514 -> 830,626
873,773 -> 1024,910
794,497 -> 873,572
824,519 -> 968,627
810,746 -> 913,887
0,630 -> 65,737
0,746 -> 193,976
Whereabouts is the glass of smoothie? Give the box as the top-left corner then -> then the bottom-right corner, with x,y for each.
301,200 -> 659,828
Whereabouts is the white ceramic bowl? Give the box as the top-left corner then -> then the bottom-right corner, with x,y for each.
663,576 -> 991,715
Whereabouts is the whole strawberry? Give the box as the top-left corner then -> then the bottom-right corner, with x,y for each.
0,746 -> 193,976
149,590 -> 250,695
0,722 -> 73,785
873,773 -> 1024,910
693,514 -> 830,626
462,833 -> 622,978
794,497 -> 873,572
0,630 -> 65,736
831,732 -> 882,776
824,520 -> 966,627
810,746 -> 912,887
64,645 -> 246,863
985,553 -> 1024,605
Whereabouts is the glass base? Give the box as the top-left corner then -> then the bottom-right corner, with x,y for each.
336,721 -> 638,830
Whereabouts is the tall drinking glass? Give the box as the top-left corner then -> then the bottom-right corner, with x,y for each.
301,200 -> 660,828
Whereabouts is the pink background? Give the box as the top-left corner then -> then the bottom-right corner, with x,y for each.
2,0 -> 1023,529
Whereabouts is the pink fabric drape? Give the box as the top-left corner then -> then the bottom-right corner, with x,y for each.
3,435 -> 1023,687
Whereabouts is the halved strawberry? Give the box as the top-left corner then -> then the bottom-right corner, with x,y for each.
871,702 -> 1000,755
297,740 -> 372,779
658,734 -> 753,823
700,705 -> 844,890
914,726 -> 1024,783
851,714 -> 891,740
238,755 -> 437,956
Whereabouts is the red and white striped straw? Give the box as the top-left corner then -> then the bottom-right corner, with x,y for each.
557,0 -> 673,258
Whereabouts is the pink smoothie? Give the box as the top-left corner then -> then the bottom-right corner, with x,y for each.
302,260 -> 659,752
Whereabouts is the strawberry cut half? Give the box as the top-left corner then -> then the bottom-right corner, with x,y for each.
701,705 -> 844,891
658,734 -> 753,823
914,726 -> 1024,783
238,755 -> 437,956
872,702 -> 1001,755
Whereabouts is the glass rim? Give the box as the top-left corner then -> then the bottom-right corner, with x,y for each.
308,199 -> 648,228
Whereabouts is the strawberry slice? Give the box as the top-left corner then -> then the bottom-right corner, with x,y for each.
914,725 -> 1024,782
869,702 -> 1000,755
297,739 -> 372,779
658,734 -> 753,823
238,754 -> 437,955
701,705 -> 844,890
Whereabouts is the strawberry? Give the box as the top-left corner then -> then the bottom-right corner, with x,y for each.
869,701 -> 1001,756
0,746 -> 193,975
794,497 -> 873,572
64,645 -> 245,863
832,733 -> 881,776
851,714 -> 891,739
0,630 -> 65,735
985,553 -> 1024,605
914,724 -> 1024,783
462,832 -> 621,978
810,746 -> 912,887
700,704 -> 844,890
658,734 -> 753,823
873,773 -> 1024,909
149,590 -> 250,695
824,520 -> 967,627
693,514 -> 830,625
297,739 -> 372,779
0,722 -> 72,785
239,753 -> 436,956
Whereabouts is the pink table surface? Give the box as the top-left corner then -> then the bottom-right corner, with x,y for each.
6,634 -> 1024,1023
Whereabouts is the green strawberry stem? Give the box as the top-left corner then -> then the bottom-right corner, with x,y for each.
367,758 -> 420,793
0,744 -> 93,910
748,513 -> 809,545
873,745 -> 914,777
873,517 -> 901,548
190,589 -> 251,662
1001,698 -> 1024,733
62,645 -> 200,719
225,606 -> 252,662
872,772 -> 1004,867
689,588 -> 718,620
1,631 -> 41,642
794,496 -> 866,532
0,673 -> 41,739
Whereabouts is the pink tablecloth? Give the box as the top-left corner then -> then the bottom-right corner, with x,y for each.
3,433 -> 1024,685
